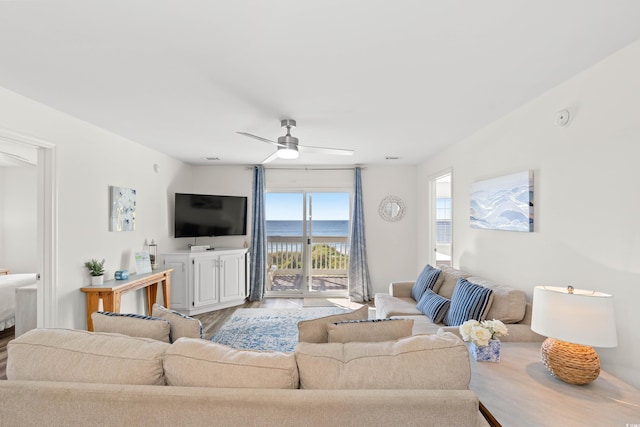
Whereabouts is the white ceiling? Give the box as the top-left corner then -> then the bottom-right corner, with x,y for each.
1,1 -> 639,167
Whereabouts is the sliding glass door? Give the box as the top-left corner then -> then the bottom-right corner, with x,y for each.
265,191 -> 350,297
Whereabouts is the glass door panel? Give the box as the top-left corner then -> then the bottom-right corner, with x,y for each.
306,192 -> 349,295
265,193 -> 305,294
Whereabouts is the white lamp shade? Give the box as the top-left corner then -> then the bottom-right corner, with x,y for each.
531,286 -> 617,348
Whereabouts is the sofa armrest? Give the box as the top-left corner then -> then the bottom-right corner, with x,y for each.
389,281 -> 415,298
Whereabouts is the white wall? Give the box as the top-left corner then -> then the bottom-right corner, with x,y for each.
418,40 -> 640,388
0,86 -> 191,328
360,166 -> 418,294
0,166 -> 37,273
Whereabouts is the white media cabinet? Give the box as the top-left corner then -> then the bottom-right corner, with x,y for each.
162,248 -> 249,316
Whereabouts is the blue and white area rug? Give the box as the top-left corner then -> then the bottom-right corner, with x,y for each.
210,307 -> 349,352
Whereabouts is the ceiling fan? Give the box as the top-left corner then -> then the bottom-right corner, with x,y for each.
237,119 -> 354,163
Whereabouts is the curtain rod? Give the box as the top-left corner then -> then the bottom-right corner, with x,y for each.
245,166 -> 367,171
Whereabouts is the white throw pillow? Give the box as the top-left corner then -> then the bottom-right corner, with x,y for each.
152,304 -> 204,342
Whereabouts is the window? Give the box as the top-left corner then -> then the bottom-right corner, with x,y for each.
436,197 -> 451,244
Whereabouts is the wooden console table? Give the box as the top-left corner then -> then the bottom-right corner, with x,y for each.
469,342 -> 640,426
80,269 -> 173,331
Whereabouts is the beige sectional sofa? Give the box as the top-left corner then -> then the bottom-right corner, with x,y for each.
0,328 -> 489,426
375,265 -> 544,342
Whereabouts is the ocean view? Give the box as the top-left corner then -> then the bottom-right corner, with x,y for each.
266,220 -> 349,237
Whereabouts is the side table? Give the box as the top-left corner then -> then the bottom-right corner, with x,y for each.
80,269 -> 172,331
469,342 -> 640,426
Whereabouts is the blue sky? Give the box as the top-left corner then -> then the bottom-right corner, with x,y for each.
266,192 -> 350,220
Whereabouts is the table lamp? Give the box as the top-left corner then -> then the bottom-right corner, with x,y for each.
531,285 -> 617,385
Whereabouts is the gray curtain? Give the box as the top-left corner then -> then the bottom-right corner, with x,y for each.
348,167 -> 372,302
248,165 -> 267,301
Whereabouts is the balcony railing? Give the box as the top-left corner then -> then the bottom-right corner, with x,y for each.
267,236 -> 349,276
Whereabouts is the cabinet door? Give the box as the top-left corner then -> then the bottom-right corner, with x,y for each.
193,257 -> 219,307
219,253 -> 246,301
163,258 -> 187,309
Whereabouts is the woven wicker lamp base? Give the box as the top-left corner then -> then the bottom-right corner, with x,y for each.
540,338 -> 600,385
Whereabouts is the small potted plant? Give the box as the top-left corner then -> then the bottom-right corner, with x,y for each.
84,258 -> 106,285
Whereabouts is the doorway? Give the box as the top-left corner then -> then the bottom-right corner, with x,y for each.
264,191 -> 350,297
431,172 -> 452,267
0,126 -> 57,328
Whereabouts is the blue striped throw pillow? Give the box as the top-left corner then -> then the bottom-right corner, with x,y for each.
416,289 -> 451,324
444,278 -> 494,326
411,265 -> 441,301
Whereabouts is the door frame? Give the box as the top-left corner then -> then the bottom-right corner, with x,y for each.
0,126 -> 57,328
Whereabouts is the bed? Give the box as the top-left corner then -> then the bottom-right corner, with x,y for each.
0,273 -> 38,331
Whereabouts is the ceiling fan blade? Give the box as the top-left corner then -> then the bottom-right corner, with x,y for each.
236,132 -> 285,147
261,151 -> 280,164
298,145 -> 354,156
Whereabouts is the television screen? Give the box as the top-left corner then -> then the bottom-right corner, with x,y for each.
174,193 -> 248,238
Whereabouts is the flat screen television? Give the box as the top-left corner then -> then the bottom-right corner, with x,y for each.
174,193 -> 248,238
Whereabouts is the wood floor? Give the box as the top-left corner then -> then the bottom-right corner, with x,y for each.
0,297 -> 352,380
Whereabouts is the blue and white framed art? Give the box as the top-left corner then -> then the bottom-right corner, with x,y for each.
110,186 -> 136,231
470,170 -> 533,232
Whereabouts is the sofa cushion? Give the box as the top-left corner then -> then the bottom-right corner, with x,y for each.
295,333 -> 470,390
327,318 -> 414,343
374,294 -> 422,319
434,266 -> 470,299
297,305 -> 369,343
151,304 -> 204,341
410,265 -> 441,301
164,338 -> 299,389
6,328 -> 169,385
444,278 -> 494,326
416,289 -> 451,324
466,277 -> 526,324
91,311 -> 171,343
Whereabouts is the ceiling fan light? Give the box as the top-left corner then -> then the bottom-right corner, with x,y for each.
277,147 -> 299,159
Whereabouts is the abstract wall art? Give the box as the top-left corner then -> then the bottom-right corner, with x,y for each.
110,186 -> 136,232
470,170 -> 533,232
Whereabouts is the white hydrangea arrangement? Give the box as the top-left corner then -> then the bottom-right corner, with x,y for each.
459,319 -> 508,347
